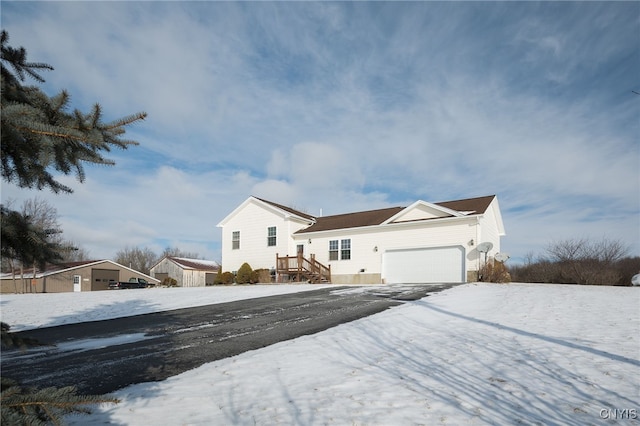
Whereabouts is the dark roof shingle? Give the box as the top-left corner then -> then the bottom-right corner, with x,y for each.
293,195 -> 495,234
255,197 -> 316,221
295,207 -> 404,234
435,195 -> 495,215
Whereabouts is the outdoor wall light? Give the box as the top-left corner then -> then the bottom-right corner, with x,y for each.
373,246 -> 378,252
469,239 -> 475,246
308,239 -> 312,244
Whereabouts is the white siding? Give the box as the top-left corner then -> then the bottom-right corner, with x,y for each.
219,196 -> 504,284
295,217 -> 478,280
477,198 -> 503,260
220,200 -> 310,273
391,204 -> 449,222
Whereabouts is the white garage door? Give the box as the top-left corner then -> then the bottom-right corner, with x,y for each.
383,246 -> 465,284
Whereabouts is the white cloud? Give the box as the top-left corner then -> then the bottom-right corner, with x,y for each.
1,2 -> 638,264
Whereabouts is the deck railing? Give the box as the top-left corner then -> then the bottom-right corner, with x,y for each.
276,253 -> 331,283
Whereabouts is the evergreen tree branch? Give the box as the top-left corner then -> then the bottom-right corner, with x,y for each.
1,30 -> 146,194
1,377 -> 119,425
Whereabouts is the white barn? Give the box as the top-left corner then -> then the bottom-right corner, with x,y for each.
150,257 -> 220,287
217,195 -> 505,284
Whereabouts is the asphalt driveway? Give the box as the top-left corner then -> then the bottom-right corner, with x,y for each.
2,284 -> 456,394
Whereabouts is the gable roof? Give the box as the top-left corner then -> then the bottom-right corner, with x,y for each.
435,195 -> 495,215
217,196 -> 315,228
164,257 -> 220,271
253,197 -> 316,221
0,259 -> 160,282
295,195 -> 497,234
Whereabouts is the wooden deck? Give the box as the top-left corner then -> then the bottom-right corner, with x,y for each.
276,253 -> 331,283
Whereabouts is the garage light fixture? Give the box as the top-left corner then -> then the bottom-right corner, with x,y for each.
373,246 -> 378,252
469,239 -> 474,246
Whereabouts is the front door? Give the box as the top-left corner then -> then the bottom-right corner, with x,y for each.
297,244 -> 304,256
73,275 -> 81,292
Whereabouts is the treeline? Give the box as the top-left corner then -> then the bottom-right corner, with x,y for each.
113,246 -> 204,275
0,198 -> 205,276
509,238 -> 639,286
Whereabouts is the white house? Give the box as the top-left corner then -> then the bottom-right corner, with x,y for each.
150,257 -> 220,287
217,195 -> 505,284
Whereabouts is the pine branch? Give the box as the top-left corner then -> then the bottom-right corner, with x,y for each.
13,126 -> 90,142
102,111 -> 148,130
1,377 -> 119,425
1,30 -> 147,194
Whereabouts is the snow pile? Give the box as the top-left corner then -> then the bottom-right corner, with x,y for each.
3,283 -> 639,425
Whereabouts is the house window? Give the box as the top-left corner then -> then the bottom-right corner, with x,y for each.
267,226 -> 276,247
329,240 -> 339,261
329,239 -> 351,260
232,231 -> 240,250
341,239 -> 351,260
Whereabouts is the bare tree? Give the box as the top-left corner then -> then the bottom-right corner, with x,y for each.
545,237 -> 629,285
114,246 -> 157,275
59,240 -> 91,262
159,247 -> 202,260
20,198 -> 87,262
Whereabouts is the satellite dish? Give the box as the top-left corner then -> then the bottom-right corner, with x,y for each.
476,242 -> 493,253
495,252 -> 510,262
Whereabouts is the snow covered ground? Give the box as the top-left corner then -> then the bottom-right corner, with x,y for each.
2,283 -> 639,425
0,284 -> 332,332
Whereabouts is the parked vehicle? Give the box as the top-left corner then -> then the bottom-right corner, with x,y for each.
109,277 -> 152,290
632,274 -> 640,286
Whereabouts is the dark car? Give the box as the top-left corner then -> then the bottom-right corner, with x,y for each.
109,278 -> 150,289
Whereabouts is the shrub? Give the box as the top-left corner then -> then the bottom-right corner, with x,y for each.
218,272 -> 235,285
213,268 -> 223,285
510,238 -> 636,285
162,277 -> 178,287
480,260 -> 511,283
236,262 -> 254,284
254,268 -> 271,283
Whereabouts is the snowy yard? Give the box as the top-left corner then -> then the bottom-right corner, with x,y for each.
2,283 -> 639,425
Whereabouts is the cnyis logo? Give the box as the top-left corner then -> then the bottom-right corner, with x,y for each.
599,408 -> 637,420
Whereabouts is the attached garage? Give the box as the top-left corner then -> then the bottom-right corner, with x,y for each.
382,246 -> 465,284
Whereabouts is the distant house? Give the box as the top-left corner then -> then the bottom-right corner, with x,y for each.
150,256 -> 220,287
217,195 -> 505,284
0,260 -> 159,294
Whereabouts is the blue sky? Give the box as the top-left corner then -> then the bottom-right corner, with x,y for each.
2,1 -> 639,264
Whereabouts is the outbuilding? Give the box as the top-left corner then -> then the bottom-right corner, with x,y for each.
150,256 -> 220,287
0,260 -> 160,294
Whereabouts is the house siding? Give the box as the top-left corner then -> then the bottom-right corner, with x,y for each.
218,195 -> 504,285
294,217 -> 478,283
220,200 -> 310,273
